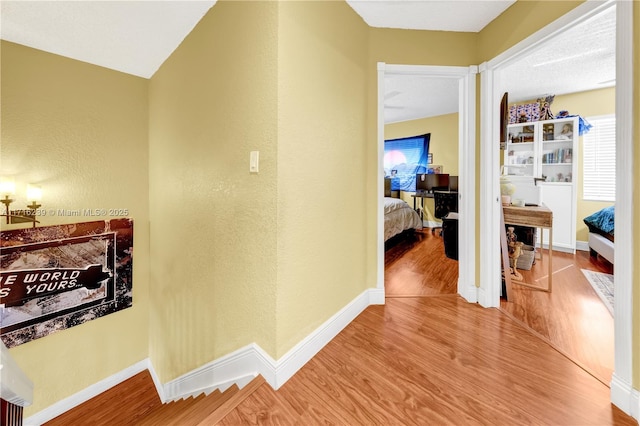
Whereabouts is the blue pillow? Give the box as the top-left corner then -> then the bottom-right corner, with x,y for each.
583,205 -> 615,235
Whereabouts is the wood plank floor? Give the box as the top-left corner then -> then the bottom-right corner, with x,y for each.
501,246 -> 614,385
45,228 -> 628,425
45,370 -> 163,426
384,229 -> 458,297
385,228 -> 615,384
221,295 -> 634,425
221,230 -> 631,424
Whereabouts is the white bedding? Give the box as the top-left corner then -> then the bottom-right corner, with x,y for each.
384,197 -> 423,241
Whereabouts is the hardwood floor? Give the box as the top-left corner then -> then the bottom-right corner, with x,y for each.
500,248 -> 615,385
384,229 -> 458,297
386,228 -> 615,385
221,295 -> 633,425
44,370 -> 163,426
43,230 -> 629,425
221,231 -> 630,424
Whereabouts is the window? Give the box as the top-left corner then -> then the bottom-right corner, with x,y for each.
582,115 -> 615,202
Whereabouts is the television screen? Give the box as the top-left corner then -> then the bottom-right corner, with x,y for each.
384,133 -> 430,191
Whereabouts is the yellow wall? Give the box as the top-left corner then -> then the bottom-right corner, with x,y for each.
385,113 -> 459,222
275,1 -> 369,357
148,1 -> 279,381
1,41 -> 150,416
550,88 -> 615,243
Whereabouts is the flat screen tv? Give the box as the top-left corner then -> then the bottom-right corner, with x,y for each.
384,133 -> 430,192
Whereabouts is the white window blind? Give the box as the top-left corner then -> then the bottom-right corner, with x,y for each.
582,115 -> 616,201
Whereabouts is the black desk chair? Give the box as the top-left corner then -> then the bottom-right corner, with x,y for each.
433,191 -> 459,260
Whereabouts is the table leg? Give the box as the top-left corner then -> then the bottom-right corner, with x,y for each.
548,226 -> 553,292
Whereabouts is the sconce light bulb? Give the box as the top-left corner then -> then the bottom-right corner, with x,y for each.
0,177 -> 16,196
27,184 -> 43,202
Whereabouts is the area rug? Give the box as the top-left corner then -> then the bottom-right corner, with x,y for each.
581,269 -> 614,316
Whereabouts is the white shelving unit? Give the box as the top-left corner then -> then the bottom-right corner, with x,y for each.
504,117 -> 579,252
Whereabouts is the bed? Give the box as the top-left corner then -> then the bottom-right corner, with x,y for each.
384,197 -> 423,241
583,205 -> 614,264
384,179 -> 423,241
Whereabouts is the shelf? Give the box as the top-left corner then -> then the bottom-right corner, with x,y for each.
507,141 -> 534,146
540,181 -> 573,185
542,162 -> 572,166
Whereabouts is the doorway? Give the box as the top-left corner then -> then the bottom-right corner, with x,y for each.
479,0 -> 634,414
376,64 -> 476,302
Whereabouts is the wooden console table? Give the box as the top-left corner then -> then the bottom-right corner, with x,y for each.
502,204 -> 553,296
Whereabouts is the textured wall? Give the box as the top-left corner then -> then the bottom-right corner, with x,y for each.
275,1 -> 369,357
148,1 -> 278,381
1,41 -> 150,416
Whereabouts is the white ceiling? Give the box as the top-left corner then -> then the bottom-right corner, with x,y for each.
0,1 -> 616,124
0,0 -> 217,79
346,0 -> 516,32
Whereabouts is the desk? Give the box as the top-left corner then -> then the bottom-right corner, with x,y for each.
502,204 -> 553,293
410,192 -> 433,219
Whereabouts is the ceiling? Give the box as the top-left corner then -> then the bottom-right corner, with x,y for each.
382,4 -> 616,123
0,0 -> 217,79
0,1 -> 616,123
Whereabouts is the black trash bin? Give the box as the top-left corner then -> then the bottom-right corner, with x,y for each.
442,212 -> 458,260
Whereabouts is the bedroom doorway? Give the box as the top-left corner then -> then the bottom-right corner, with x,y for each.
376,64 -> 477,303
480,0 -> 633,413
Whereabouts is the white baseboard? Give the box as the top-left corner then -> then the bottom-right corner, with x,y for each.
576,240 -> 589,252
269,288 -> 375,389
163,343 -> 273,401
476,286 -> 495,308
610,373 -> 639,420
423,220 -> 441,228
24,359 -> 150,426
458,278 -> 477,304
368,287 -> 385,305
26,288 -> 381,422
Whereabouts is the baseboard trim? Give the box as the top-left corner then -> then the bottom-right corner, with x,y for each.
24,359 -> 149,426
610,373 -> 639,420
476,286 -> 495,308
164,343 -> 271,401
576,240 -> 589,252
27,288 -> 381,422
162,287 -> 380,395
270,288 -> 375,389
423,220 -> 440,228
458,278 -> 478,304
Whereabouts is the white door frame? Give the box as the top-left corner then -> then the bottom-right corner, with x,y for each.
377,63 -> 477,303
479,0 -> 635,417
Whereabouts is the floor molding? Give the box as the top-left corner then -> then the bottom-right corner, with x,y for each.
611,373 -> 639,421
24,359 -> 149,426
25,288 -> 380,423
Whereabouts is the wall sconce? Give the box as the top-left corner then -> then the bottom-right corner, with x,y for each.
1,178 -> 43,228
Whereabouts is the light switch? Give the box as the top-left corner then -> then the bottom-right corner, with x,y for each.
250,151 -> 259,173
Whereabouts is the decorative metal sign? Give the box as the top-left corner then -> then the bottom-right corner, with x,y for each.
0,219 -> 133,347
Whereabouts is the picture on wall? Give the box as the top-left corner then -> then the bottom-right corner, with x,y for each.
0,219 -> 133,348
